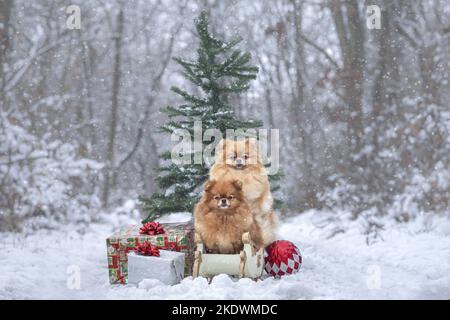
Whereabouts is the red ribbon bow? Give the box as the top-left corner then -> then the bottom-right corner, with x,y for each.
139,221 -> 165,235
134,241 -> 160,256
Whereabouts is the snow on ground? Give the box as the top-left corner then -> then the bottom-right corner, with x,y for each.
1,209 -> 449,299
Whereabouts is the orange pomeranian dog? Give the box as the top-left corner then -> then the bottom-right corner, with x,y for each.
209,138 -> 277,246
194,179 -> 263,254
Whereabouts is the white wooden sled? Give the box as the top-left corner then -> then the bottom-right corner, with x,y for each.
192,232 -> 264,279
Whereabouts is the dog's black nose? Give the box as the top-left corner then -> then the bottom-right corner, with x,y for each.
221,198 -> 227,204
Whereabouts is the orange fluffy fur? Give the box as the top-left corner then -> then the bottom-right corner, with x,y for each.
194,179 -> 263,254
209,138 -> 277,246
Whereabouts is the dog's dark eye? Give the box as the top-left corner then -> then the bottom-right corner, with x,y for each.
243,154 -> 249,160
228,195 -> 234,200
213,195 -> 220,200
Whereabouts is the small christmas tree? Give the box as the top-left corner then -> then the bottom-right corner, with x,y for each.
140,11 -> 281,223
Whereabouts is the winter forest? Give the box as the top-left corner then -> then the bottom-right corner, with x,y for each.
1,0 -> 450,299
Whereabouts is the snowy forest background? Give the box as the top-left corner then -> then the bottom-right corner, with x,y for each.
1,0 -> 449,234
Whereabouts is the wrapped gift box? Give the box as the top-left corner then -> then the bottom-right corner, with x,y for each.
128,250 -> 185,285
106,220 -> 194,284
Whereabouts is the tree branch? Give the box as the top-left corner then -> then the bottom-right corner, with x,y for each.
298,31 -> 340,69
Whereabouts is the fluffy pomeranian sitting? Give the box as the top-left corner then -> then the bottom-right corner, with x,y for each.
210,138 -> 277,246
194,179 -> 263,254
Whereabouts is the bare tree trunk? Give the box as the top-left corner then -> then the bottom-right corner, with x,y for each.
372,0 -> 401,143
102,8 -> 124,208
0,0 -> 12,99
418,46 -> 441,105
329,0 -> 365,164
292,0 -> 320,208
291,0 -> 310,201
0,0 -> 13,230
80,39 -> 97,154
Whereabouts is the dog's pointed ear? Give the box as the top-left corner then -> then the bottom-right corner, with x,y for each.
232,180 -> 243,190
204,179 -> 216,191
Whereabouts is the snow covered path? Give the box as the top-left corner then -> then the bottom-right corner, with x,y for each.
1,212 -> 449,299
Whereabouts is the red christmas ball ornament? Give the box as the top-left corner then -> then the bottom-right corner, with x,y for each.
264,240 -> 302,277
